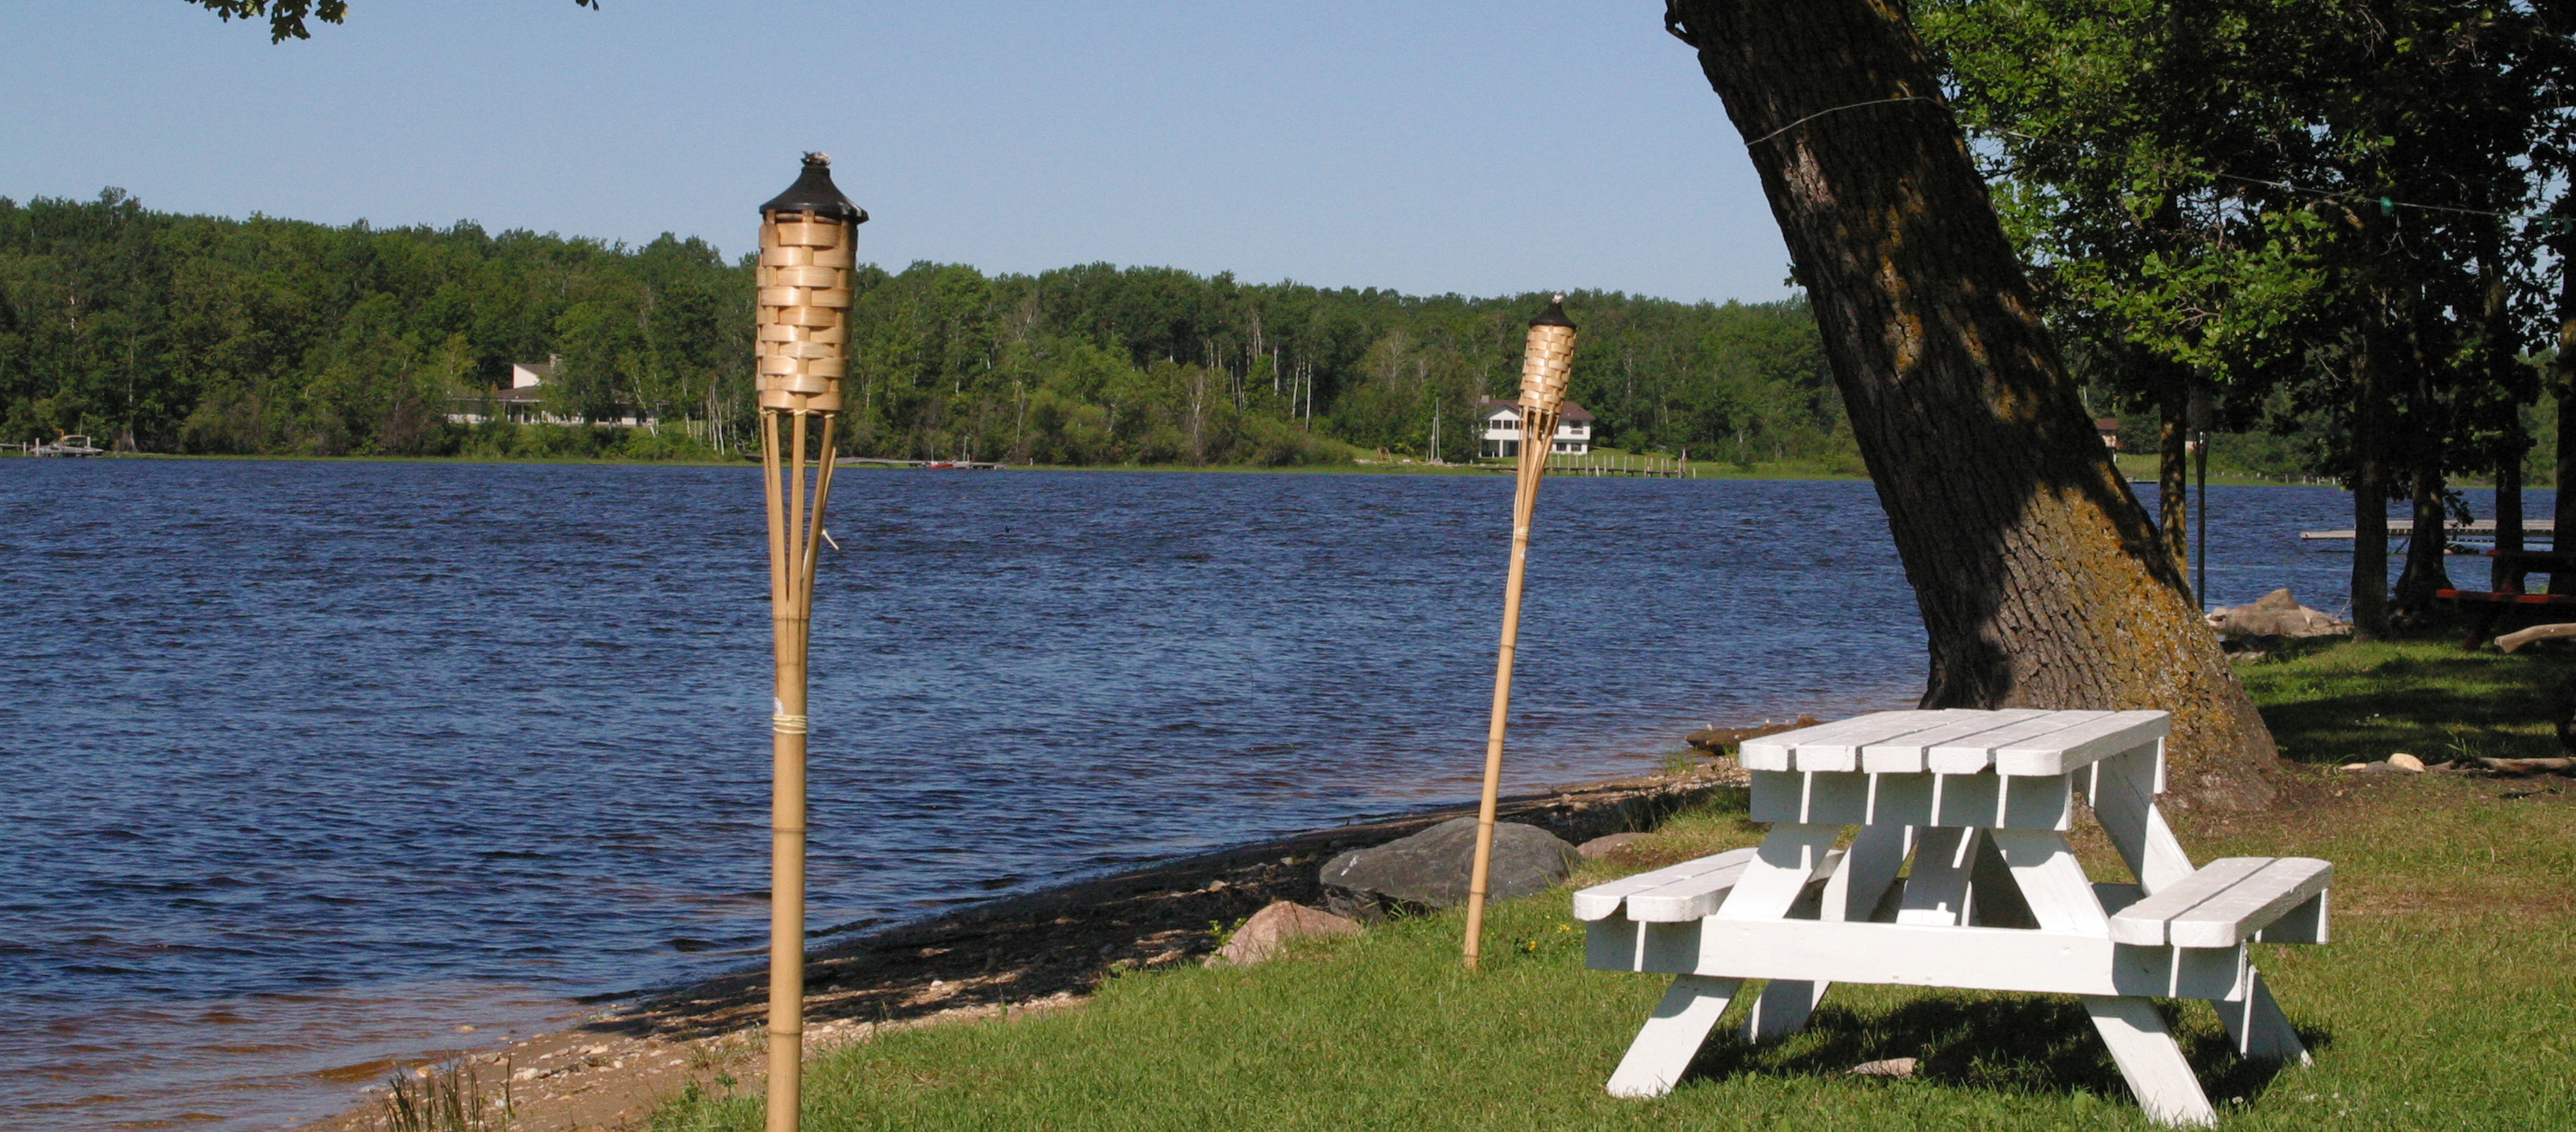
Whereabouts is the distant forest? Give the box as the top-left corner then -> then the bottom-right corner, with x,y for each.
0,190 -> 1853,469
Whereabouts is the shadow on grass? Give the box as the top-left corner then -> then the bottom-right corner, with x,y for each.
2241,637 -> 2576,766
1680,991 -> 2330,1108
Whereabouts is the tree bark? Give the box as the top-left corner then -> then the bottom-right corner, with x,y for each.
1665,0 -> 2277,807
2394,465 -> 2451,613
2350,287 -> 2395,638
2554,253 -> 2576,594
2157,367 -> 2189,573
2487,218 -> 2526,592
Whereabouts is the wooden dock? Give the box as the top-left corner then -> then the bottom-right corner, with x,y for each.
2298,520 -> 2556,541
1545,453 -> 1693,478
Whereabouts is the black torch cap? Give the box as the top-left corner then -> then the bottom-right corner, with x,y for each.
1529,294 -> 1574,329
761,153 -> 869,225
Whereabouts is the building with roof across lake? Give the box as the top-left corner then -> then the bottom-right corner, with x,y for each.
1480,398 -> 1594,459
447,356 -> 656,428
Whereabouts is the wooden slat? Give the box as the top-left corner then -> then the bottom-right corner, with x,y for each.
1587,916 -> 2252,1001
1740,714 -> 1904,771
1748,770 -> 2074,831
1602,975 -> 1742,1098
1857,709 -> 2053,773
2083,996 -> 2220,1127
1992,711 -> 2170,776
1987,828 -> 2110,935
2086,746 -> 2194,892
1896,827 -> 1977,926
1789,712 -> 1960,771
1716,824 -> 1842,919
2106,857 -> 2271,945
2165,859 -> 2333,948
1928,711 -> 2112,775
1570,848 -> 1758,921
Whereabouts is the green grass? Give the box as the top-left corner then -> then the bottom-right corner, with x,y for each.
2236,637 -> 2574,766
656,640 -> 2576,1130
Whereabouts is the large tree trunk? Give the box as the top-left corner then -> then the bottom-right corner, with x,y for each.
2157,365 -> 2189,573
2553,248 -> 2575,594
1665,1 -> 2277,808
2486,219 -> 2525,592
2352,312 -> 2394,637
2393,465 -> 2451,613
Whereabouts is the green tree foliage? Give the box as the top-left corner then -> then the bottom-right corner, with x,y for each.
184,1 -> 597,44
0,190 -> 1849,468
1919,1 -> 2576,626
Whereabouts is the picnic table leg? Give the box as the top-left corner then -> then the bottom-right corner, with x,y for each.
2461,602 -> 2506,651
2087,745 -> 2197,893
1895,826 -> 1980,925
2212,968 -> 2309,1064
1606,975 -> 1744,1098
2081,994 -> 2220,1128
1742,823 -> 1913,1041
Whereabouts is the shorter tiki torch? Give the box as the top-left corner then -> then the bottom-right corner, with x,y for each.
1462,296 -> 1576,971
755,152 -> 865,1132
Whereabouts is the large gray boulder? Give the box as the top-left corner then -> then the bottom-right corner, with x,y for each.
2206,588 -> 2350,640
1319,817 -> 1581,921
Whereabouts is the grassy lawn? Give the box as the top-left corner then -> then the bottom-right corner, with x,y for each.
655,640 -> 2576,1130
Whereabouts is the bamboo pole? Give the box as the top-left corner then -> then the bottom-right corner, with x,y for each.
1462,296 -> 1577,971
753,153 -> 866,1132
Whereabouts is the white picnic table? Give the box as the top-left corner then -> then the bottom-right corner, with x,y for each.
1573,709 -> 2329,1127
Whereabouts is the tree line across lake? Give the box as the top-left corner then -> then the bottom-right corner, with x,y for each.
0,190 -> 1852,470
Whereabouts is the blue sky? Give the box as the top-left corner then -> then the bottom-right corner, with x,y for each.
4,2 -> 1794,303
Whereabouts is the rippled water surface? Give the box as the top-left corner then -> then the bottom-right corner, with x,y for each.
0,460 -> 2454,1129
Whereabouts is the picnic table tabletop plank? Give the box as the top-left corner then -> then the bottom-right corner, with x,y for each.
1738,712 -> 1932,771
1856,709 -> 2056,774
1992,710 -> 2170,776
1928,711 -> 2115,775
1783,712 -> 1969,772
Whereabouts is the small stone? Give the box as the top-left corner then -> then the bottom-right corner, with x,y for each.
1576,832 -> 1649,860
1851,1057 -> 1918,1078
2337,763 -> 2369,772
456,1025 -> 475,1032
1207,901 -> 1360,967
512,1068 -> 539,1082
2388,753 -> 2425,772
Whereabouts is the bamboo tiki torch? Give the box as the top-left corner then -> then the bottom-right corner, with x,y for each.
754,152 -> 865,1132
1462,295 -> 1576,972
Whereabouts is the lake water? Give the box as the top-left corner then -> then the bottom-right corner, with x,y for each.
0,459 -> 2511,1129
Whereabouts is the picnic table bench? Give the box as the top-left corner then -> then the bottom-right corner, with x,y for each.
2438,548 -> 2576,649
1573,709 -> 2329,1127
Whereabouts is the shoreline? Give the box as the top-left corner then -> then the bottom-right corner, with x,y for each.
291,764 -> 1748,1132
11,449 -> 2424,487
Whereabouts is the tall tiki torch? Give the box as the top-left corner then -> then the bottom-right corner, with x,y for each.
1462,296 -> 1576,971
754,152 -> 865,1132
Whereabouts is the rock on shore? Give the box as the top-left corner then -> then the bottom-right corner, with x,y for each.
2207,589 -> 2350,641
1318,817 -> 1580,920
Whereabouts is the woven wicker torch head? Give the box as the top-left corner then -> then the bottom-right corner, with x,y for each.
756,153 -> 869,415
1519,294 -> 1576,415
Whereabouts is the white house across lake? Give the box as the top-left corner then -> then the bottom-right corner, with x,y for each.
1479,398 -> 1594,459
447,356 -> 656,428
